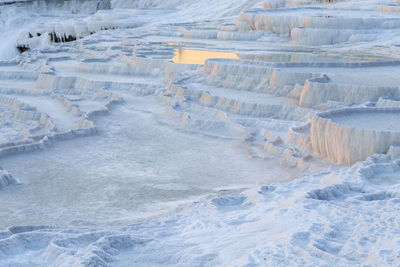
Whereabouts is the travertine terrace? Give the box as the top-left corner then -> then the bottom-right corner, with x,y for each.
311,107 -> 400,165
1,0 -> 400,266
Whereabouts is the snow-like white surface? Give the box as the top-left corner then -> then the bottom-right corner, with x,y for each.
332,111 -> 400,131
0,0 -> 400,265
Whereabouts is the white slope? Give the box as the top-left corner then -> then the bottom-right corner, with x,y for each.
0,0 -> 400,266
1,157 -> 400,266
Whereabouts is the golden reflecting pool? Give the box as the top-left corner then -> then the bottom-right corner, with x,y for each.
171,49 -> 239,65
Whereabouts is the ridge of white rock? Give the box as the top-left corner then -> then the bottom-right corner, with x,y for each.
311,107 -> 400,165
0,169 -> 16,189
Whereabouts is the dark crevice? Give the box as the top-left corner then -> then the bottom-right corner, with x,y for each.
17,45 -> 30,53
0,1 -> 16,6
48,25 -> 119,44
49,32 -> 78,43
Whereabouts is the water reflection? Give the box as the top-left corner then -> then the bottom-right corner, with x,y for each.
171,49 -> 238,65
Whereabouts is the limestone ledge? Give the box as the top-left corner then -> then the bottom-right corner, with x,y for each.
311,107 -> 400,165
0,170 -> 17,190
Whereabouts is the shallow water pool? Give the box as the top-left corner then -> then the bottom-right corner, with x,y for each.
0,97 -> 293,229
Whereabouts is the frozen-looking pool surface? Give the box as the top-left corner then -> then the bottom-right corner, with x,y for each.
331,112 -> 400,132
0,98 -> 293,229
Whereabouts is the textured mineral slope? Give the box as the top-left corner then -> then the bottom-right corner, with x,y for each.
0,0 -> 400,266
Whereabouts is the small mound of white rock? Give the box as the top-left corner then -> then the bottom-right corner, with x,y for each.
0,170 -> 17,190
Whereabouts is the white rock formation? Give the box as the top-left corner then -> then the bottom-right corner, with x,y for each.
0,170 -> 17,190
299,80 -> 400,107
311,107 -> 400,165
1,0 -> 400,266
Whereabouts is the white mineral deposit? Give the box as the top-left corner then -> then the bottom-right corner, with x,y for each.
0,0 -> 400,266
